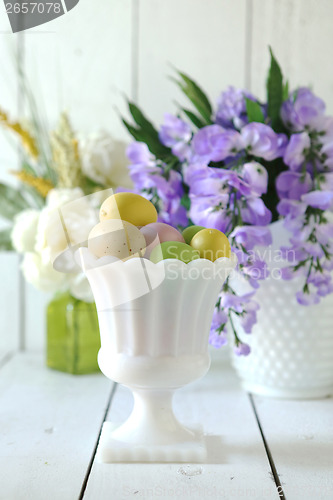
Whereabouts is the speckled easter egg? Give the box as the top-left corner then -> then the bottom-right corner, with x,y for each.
99,193 -> 157,226
182,225 -> 205,245
88,219 -> 146,260
150,241 -> 200,264
190,228 -> 231,261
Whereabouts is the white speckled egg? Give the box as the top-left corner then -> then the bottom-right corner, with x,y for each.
88,219 -> 146,260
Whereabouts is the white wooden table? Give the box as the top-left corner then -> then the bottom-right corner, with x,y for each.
0,352 -> 332,500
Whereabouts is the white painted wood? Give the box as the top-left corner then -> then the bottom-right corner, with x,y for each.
21,0 -> 134,350
253,394 -> 333,500
0,353 -> 112,500
251,0 -> 333,113
84,361 -> 279,500
0,253 -> 21,351
22,0 -> 133,138
137,0 -> 248,124
0,8 -> 22,351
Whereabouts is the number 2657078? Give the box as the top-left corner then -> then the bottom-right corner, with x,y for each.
5,3 -> 62,14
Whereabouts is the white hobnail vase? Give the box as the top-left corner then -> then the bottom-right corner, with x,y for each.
77,248 -> 237,463
231,220 -> 333,399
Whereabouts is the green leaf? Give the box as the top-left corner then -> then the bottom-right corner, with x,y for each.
174,71 -> 212,124
122,118 -> 172,160
181,108 -> 205,128
0,227 -> 13,251
128,102 -> 160,139
245,98 -> 265,123
266,47 -> 283,131
0,183 -> 30,221
283,80 -> 289,101
180,192 -> 191,211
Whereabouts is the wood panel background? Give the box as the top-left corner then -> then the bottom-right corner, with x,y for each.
1,0 -> 333,351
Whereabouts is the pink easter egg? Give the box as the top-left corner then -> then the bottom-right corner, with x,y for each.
140,226 -> 160,258
140,223 -> 185,258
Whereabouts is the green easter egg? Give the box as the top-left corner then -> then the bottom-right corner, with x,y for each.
150,241 -> 200,264
182,225 -> 206,245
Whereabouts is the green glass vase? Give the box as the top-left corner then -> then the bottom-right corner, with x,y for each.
47,292 -> 101,374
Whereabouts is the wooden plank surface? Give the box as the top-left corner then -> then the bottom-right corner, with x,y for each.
84,360 -> 279,500
0,353 -> 112,500
251,0 -> 333,112
253,394 -> 333,500
137,0 -> 248,123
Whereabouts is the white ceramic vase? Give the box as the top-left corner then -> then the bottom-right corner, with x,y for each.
231,220 -> 333,399
77,248 -> 237,462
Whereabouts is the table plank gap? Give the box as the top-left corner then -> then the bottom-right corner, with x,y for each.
252,393 -> 333,500
84,361 -> 280,500
0,353 -> 113,500
78,383 -> 118,500
248,393 -> 286,500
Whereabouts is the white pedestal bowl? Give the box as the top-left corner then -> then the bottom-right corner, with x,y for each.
77,248 -> 237,463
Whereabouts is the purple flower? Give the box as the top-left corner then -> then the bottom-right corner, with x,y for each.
159,113 -> 192,160
277,199 -> 307,218
211,308 -> 228,329
209,329 -> 228,348
283,132 -> 310,170
127,142 -> 154,165
241,197 -> 272,226
301,190 -> 333,210
242,255 -> 268,281
280,245 -> 308,264
240,300 -> 260,334
308,270 -> 332,287
230,226 -> 272,250
302,241 -> 325,258
296,289 -> 320,306
241,123 -> 283,161
193,125 -> 241,162
281,88 -> 326,132
318,173 -> 333,191
317,282 -> 333,297
159,201 -> 188,227
221,291 -> 256,312
276,134 -> 289,157
276,171 -> 312,200
189,195 -> 231,233
242,162 -> 268,197
183,163 -> 210,185
215,86 -> 254,128
316,222 -> 333,244
281,266 -> 297,280
234,343 -> 251,356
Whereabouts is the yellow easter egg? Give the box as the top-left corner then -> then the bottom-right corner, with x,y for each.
99,193 -> 158,226
190,228 -> 231,261
88,219 -> 146,260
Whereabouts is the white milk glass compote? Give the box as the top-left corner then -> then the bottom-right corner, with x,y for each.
76,248 -> 237,463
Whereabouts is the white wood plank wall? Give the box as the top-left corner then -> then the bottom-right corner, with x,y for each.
1,0 -> 333,351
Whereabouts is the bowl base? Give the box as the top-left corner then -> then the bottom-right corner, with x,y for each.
241,381 -> 333,400
96,422 -> 207,463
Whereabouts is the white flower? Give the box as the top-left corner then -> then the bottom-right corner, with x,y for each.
69,273 -> 94,302
79,131 -> 132,188
35,187 -> 99,263
21,252 -> 67,293
11,209 -> 40,253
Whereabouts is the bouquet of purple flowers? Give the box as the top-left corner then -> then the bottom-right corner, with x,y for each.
121,48 -> 333,355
